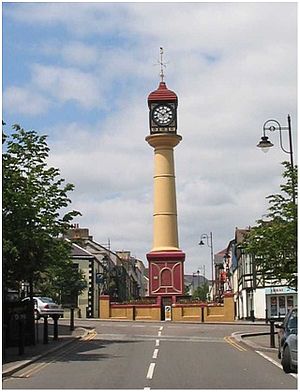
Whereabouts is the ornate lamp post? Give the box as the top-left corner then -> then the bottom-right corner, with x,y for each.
199,232 -> 214,284
257,114 -> 295,204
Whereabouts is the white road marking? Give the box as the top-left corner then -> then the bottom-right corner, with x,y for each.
152,348 -> 159,359
158,331 -> 161,337
155,339 -> 160,347
144,388 -> 151,390
146,363 -> 156,379
255,351 -> 297,379
159,326 -> 163,331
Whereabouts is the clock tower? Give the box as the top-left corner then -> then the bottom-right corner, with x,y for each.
145,49 -> 185,309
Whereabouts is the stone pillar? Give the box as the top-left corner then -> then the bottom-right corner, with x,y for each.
224,293 -> 235,321
99,295 -> 110,319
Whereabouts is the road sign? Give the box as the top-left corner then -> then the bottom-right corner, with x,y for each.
165,305 -> 172,321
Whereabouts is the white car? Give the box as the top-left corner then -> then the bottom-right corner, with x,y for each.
22,296 -> 64,319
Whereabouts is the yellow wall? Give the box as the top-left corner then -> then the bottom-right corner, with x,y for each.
99,295 -> 235,322
110,306 -> 134,320
135,306 -> 161,321
172,296 -> 235,322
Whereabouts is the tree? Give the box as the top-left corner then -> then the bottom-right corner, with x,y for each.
244,161 -> 297,290
3,125 -> 81,296
37,259 -> 87,306
192,283 -> 209,301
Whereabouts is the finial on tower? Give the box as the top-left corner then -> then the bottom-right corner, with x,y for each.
159,47 -> 167,82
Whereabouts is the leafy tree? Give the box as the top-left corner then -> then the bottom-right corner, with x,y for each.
192,283 -> 209,301
37,259 -> 88,306
3,125 -> 81,297
244,162 -> 297,290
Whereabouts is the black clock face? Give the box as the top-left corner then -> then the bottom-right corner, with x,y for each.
152,104 -> 175,126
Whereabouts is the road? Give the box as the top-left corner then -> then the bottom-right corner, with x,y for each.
3,321 -> 297,389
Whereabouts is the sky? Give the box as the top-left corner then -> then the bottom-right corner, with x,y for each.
2,2 -> 297,278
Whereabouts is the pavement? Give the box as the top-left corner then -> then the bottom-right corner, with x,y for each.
2,320 -> 95,377
2,319 -> 277,377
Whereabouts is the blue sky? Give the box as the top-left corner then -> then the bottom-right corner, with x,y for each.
2,2 -> 297,277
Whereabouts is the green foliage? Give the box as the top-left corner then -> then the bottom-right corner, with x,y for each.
192,282 -> 209,301
244,162 -> 297,290
3,124 -> 81,295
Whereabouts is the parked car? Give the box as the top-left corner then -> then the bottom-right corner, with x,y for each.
22,297 -> 64,320
276,307 -> 297,373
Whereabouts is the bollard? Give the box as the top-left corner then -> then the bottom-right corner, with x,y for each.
3,324 -> 7,361
35,318 -> 39,343
265,309 -> 268,323
70,307 -> 75,331
269,319 -> 275,348
18,318 -> 25,355
43,316 -> 48,344
201,307 -> 205,323
52,315 -> 59,340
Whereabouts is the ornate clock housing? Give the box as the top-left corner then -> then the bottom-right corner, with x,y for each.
148,82 -> 178,134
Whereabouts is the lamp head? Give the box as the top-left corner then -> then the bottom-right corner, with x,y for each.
199,240 -> 205,246
257,136 -> 274,153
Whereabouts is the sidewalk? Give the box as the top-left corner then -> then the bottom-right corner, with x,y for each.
233,331 -> 278,352
2,321 -> 94,377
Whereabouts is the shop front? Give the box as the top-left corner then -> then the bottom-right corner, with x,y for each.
265,286 -> 297,319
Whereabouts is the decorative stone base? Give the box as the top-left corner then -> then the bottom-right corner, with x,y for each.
147,251 -> 185,296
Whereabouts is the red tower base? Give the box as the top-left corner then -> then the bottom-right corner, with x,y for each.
147,251 -> 185,298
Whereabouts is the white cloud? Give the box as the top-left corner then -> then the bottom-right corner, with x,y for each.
3,86 -> 50,116
31,64 -> 104,109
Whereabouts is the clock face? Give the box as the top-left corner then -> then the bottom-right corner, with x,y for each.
152,104 -> 175,126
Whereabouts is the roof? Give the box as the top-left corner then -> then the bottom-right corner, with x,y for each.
70,242 -> 94,258
148,82 -> 178,103
214,248 -> 228,265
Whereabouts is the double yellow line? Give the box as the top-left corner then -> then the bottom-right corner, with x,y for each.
224,336 -> 247,352
19,329 -> 97,378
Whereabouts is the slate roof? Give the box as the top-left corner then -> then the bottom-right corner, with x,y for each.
70,242 -> 94,258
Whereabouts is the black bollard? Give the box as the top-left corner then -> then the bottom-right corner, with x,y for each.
35,317 -> 39,343
3,324 -> 7,361
18,317 -> 25,355
52,315 -> 59,340
43,316 -> 48,344
201,307 -> 205,323
269,319 -> 275,348
70,307 -> 75,331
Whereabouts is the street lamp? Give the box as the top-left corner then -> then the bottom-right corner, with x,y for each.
199,232 -> 214,283
257,114 -> 295,204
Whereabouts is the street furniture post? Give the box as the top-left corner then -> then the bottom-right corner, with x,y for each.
52,315 -> 59,340
70,307 -> 75,331
43,316 -> 48,344
18,317 -> 25,355
269,319 -> 275,348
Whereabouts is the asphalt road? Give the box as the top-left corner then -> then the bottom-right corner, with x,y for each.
3,321 -> 297,389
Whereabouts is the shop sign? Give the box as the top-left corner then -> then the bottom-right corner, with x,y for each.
265,286 -> 296,295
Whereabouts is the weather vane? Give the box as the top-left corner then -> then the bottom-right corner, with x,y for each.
158,47 -> 167,82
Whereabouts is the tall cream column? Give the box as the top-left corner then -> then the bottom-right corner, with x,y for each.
146,75 -> 185,299
145,133 -> 182,251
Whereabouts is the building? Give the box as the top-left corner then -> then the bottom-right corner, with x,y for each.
216,228 -> 298,320
184,274 -> 208,296
66,226 -> 147,312
70,242 -> 101,318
